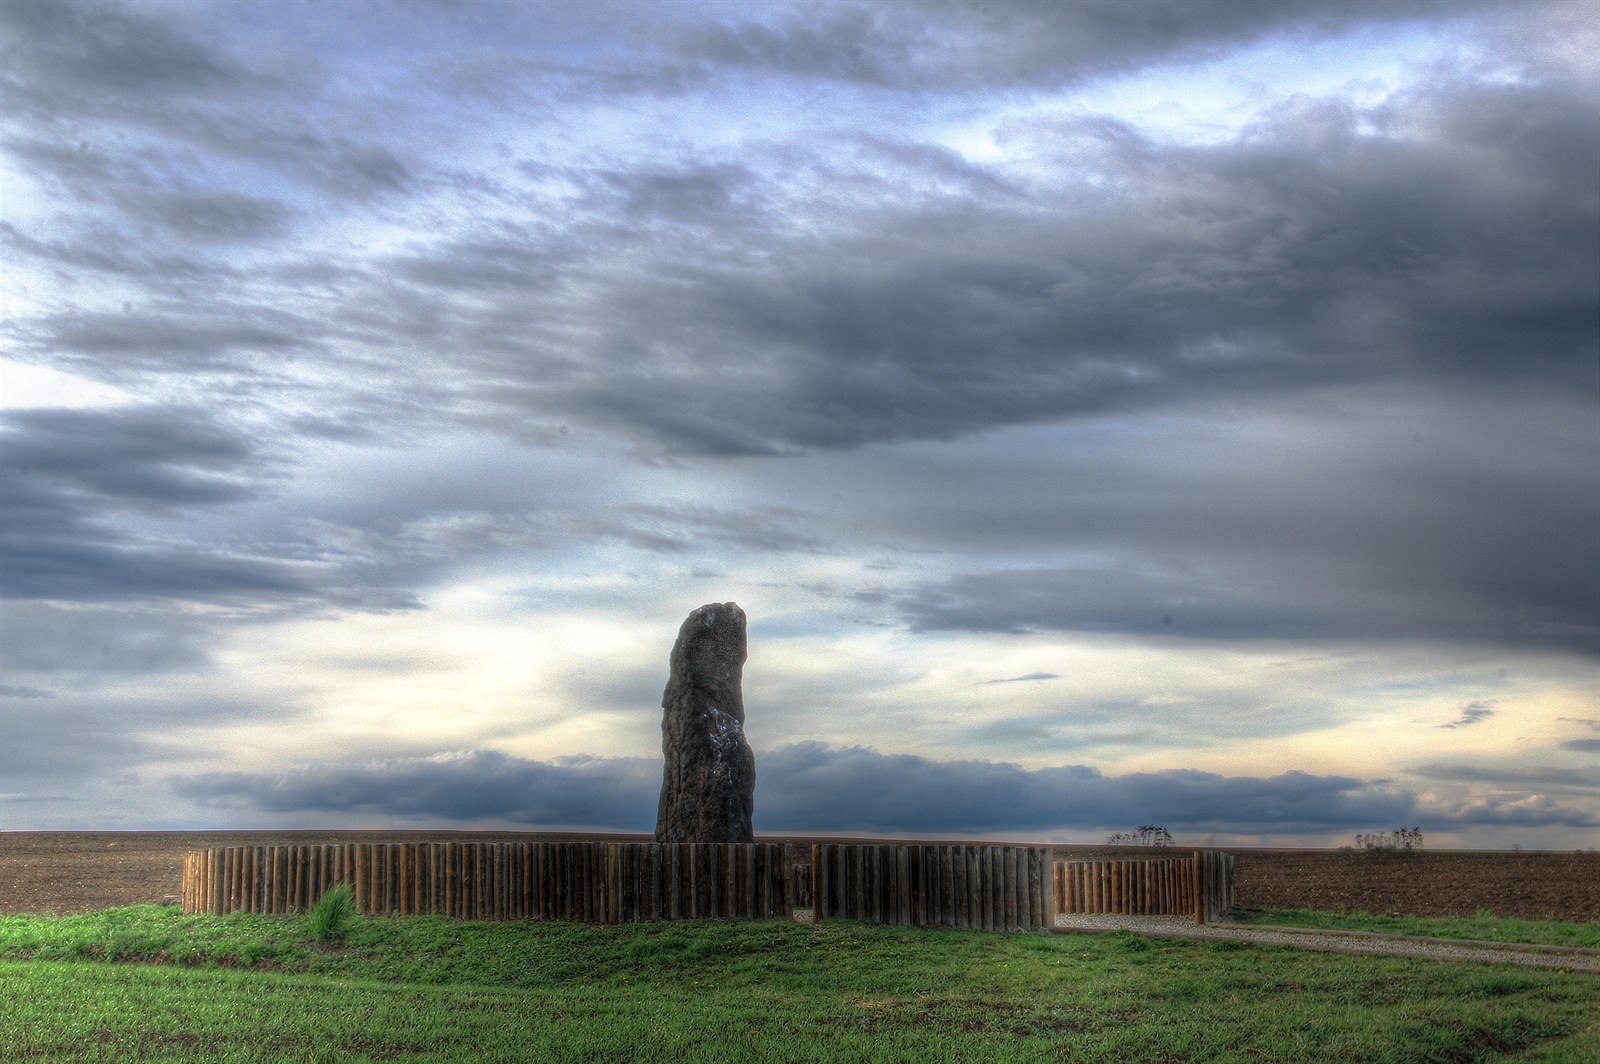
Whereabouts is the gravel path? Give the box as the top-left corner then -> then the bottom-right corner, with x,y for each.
1053,914 -> 1600,972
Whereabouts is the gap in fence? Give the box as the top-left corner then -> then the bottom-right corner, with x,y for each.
1050,852 -> 1235,923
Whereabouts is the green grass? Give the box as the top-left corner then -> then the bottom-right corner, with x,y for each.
0,907 -> 1596,1061
305,882 -> 356,942
1238,907 -> 1600,949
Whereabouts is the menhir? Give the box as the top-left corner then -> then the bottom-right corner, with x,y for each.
655,602 -> 755,843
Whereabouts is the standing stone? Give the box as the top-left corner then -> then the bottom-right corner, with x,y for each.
655,602 -> 755,843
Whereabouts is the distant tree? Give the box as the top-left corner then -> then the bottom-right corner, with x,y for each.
1354,827 -> 1423,854
1107,825 -> 1173,846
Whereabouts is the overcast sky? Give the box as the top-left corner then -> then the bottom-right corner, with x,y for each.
2,0 -> 1596,848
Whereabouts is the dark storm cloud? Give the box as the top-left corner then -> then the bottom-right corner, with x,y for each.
173,750 -> 662,827
171,741 -> 1600,833
1563,740 -> 1600,754
756,743 -> 1415,833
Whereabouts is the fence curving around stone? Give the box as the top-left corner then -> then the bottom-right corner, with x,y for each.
183,839 -> 1230,930
1053,851 -> 1235,923
810,843 -> 1055,931
182,841 -> 792,923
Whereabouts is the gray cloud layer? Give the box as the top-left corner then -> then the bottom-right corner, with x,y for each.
665,0 -> 1512,91
175,750 -> 661,827
1,406 -> 289,603
0,405 -> 426,613
172,741 -> 1600,835
369,73 -> 1596,458
6,1 -> 1594,450
8,0 -> 1592,654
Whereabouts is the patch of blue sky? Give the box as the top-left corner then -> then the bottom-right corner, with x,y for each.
937,17 -> 1461,162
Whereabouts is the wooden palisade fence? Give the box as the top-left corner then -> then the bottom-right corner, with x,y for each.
810,844 -> 1055,931
1196,850 -> 1235,922
183,842 -> 791,923
1053,851 -> 1235,923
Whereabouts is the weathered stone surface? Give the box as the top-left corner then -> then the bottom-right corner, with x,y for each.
655,602 -> 755,843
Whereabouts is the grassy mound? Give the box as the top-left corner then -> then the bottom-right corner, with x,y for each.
1,907 -> 1596,1061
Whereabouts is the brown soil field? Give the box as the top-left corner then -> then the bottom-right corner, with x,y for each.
0,831 -> 651,915
3,833 -> 1596,922
1050,846 -> 1600,922
1226,848 -> 1600,922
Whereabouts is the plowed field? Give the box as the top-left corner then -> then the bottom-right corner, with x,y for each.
0,831 -> 653,915
1226,848 -> 1600,922
2,833 -> 1596,921
1048,845 -> 1599,922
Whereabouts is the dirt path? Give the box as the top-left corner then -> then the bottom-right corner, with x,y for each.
1053,914 -> 1600,973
